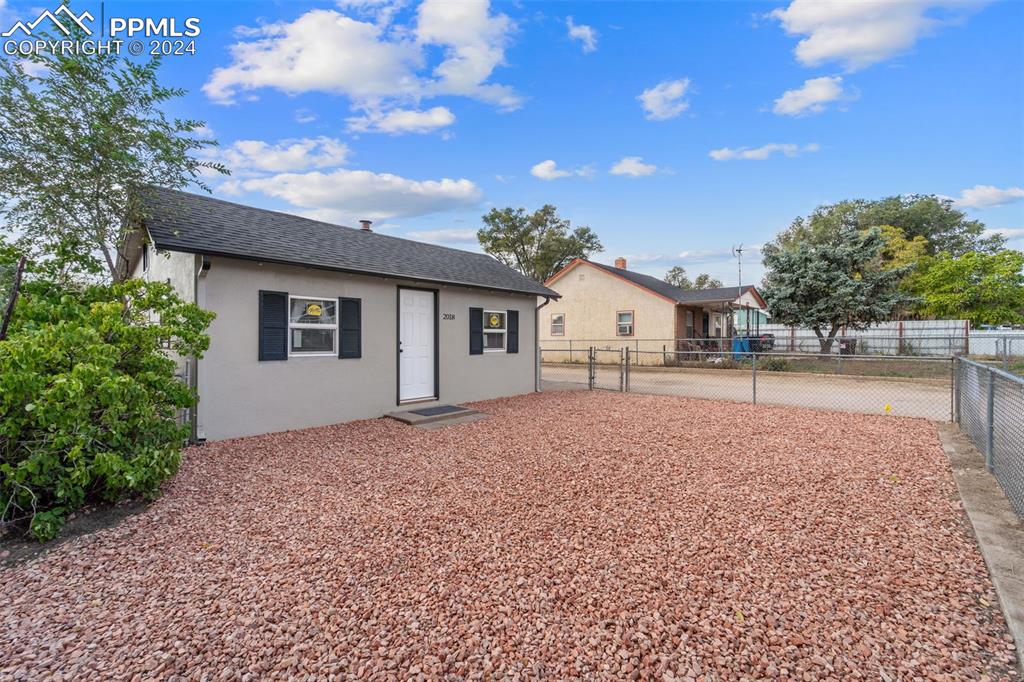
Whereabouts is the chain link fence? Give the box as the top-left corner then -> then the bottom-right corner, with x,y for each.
541,347 -> 953,420
541,333 -> 1024,363
955,357 -> 1024,516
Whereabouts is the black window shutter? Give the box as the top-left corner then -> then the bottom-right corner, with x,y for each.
259,290 -> 288,361
469,307 -> 483,355
507,309 -> 519,354
339,297 -> 362,359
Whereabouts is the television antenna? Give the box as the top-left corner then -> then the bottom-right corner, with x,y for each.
731,244 -> 743,293
732,244 -> 744,335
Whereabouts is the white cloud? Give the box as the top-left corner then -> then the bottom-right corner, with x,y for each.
404,228 -> 479,244
239,169 -> 483,220
566,16 -> 597,53
204,1 -> 520,111
294,108 -> 318,123
217,137 -> 350,175
346,106 -> 455,134
773,76 -> 846,116
985,227 -> 1024,240
204,10 -> 420,104
610,156 -> 658,177
677,245 -> 763,263
530,159 -> 592,180
17,59 -> 48,77
770,0 -> 977,71
414,0 -> 521,109
709,143 -> 820,161
955,185 -> 1024,209
637,78 -> 691,121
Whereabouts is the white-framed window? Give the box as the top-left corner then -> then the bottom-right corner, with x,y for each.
289,296 -> 337,356
616,310 -> 634,336
483,310 -> 506,351
551,313 -> 565,336
142,243 -> 150,273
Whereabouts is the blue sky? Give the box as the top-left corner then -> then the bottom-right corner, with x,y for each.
3,0 -> 1023,284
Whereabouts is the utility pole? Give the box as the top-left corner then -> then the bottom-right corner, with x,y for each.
732,244 -> 743,336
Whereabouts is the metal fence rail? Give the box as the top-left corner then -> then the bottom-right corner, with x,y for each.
955,357 -> 1024,516
541,334 -> 1024,362
541,347 -> 953,420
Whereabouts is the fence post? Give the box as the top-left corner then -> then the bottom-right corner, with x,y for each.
986,367 -> 995,472
752,352 -> 757,405
624,348 -> 630,392
619,349 -> 625,392
951,356 -> 957,423
588,346 -> 595,391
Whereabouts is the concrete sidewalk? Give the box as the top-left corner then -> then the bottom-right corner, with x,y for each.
940,423 -> 1024,673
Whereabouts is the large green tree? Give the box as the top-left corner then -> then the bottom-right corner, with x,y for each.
762,228 -> 911,353
773,195 -> 1003,257
664,266 -> 723,290
478,205 -> 602,282
910,250 -> 1024,326
0,26 -> 227,282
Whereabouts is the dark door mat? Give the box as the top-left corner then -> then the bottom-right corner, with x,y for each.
385,405 -> 482,426
409,405 -> 469,417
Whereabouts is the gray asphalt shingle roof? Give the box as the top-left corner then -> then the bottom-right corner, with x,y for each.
141,187 -> 558,298
585,261 -> 758,305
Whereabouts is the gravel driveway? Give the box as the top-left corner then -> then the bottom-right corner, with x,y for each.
1,392 -> 1015,680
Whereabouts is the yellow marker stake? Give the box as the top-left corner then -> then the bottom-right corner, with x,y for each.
884,403 -> 892,414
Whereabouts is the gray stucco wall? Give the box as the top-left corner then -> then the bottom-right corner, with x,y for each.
196,257 -> 538,440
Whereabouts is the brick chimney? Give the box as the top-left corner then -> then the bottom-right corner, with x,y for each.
614,256 -> 627,269
359,219 -> 373,232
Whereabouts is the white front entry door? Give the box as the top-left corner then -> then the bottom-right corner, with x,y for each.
399,288 -> 435,401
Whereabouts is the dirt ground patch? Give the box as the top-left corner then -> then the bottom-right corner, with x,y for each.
1,501 -> 149,569
0,392 -> 1015,679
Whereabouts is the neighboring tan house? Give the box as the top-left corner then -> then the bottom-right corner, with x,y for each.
122,188 -> 558,441
540,257 -> 766,351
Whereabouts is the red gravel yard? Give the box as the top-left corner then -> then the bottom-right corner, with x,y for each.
1,392 -> 1016,679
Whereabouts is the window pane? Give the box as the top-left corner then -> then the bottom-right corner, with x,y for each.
484,332 -> 505,349
290,298 -> 336,324
617,312 -> 633,324
484,311 -> 506,330
291,328 -> 335,353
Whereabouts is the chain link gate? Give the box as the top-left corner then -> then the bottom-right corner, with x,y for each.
589,347 -> 625,391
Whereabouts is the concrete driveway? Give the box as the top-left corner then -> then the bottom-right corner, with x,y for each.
542,364 -> 952,420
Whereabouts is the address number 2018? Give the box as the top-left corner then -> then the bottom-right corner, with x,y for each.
442,313 -> 456,320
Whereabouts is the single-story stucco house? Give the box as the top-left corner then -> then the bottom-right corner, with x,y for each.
123,188 -> 559,441
539,257 -> 766,351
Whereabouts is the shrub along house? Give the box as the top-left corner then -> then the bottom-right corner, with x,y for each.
122,188 -> 558,441
539,257 -> 766,355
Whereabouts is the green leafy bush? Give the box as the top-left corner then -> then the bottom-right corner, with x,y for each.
757,357 -> 792,372
0,278 -> 213,540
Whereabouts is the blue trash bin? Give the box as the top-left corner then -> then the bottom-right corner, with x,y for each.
732,336 -> 750,360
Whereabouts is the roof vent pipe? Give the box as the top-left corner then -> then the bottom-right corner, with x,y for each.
360,219 -> 372,232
